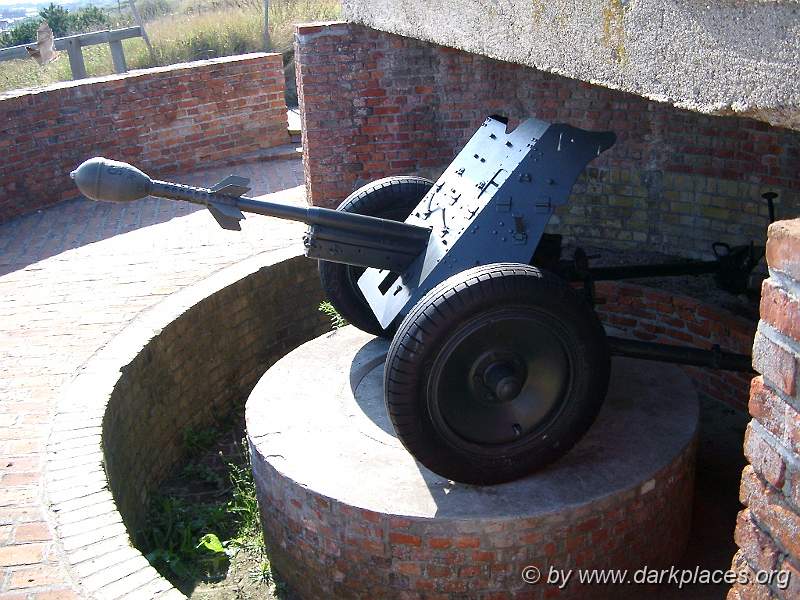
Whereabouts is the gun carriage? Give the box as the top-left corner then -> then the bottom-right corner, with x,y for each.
72,116 -> 762,484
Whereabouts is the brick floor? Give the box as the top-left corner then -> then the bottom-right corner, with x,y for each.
0,157 -> 306,598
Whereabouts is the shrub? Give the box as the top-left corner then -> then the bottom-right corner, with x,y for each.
0,3 -> 112,49
0,18 -> 42,47
38,3 -> 72,36
71,5 -> 110,32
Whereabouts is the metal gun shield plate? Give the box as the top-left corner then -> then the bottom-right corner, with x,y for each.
358,116 -> 616,330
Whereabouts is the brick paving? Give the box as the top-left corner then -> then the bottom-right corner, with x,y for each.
0,157 -> 306,599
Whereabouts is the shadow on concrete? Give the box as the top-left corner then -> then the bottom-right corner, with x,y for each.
0,159 -> 303,277
0,196 -> 203,277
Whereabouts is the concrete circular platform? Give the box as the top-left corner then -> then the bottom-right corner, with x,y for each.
247,326 -> 699,599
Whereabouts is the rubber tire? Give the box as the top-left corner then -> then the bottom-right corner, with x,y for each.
384,263 -> 610,485
318,176 -> 433,337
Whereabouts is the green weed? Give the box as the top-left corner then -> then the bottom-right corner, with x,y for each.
183,426 -> 219,454
249,558 -> 273,585
139,430 -> 267,587
180,461 -> 225,489
139,495 -> 231,580
226,441 -> 264,548
319,300 -> 348,329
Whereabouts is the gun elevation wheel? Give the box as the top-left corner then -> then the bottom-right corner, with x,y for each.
384,263 -> 610,484
319,176 -> 433,337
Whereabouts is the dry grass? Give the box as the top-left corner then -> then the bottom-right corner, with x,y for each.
0,0 -> 340,93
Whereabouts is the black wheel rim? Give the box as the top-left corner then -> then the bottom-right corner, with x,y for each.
427,307 -> 572,450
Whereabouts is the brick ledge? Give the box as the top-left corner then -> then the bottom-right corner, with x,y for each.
44,247 -> 306,600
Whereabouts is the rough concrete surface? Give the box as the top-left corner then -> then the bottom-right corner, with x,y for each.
341,0 -> 800,131
247,326 -> 699,518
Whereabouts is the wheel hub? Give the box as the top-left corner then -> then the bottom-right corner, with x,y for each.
471,351 -> 527,404
483,361 -> 524,402
429,310 -> 571,448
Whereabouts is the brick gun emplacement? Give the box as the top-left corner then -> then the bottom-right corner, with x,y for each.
71,116 -> 761,485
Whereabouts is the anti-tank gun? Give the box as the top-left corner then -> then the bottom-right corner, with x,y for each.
72,116 -> 758,485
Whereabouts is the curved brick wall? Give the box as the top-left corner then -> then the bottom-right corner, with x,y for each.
102,254 -> 327,534
295,22 -> 800,260
47,250 -> 328,598
249,327 -> 698,599
0,53 -> 289,223
255,442 -> 695,599
594,281 -> 756,412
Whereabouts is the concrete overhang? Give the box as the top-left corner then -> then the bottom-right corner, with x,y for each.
341,0 -> 800,131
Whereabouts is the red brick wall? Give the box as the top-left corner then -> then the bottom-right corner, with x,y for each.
254,413 -> 695,599
729,220 -> 800,599
295,22 -> 800,259
594,282 -> 755,412
0,53 -> 288,223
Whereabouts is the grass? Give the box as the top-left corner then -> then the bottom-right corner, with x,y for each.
137,418 -> 279,596
0,43 -> 120,92
0,0 -> 340,94
139,495 -> 232,581
183,425 -> 220,454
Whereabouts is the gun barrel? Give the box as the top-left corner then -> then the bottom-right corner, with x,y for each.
147,180 -> 430,244
72,157 -> 431,271
147,179 -> 310,222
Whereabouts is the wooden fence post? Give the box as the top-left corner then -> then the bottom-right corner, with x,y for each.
0,27 -> 144,81
109,39 -> 127,73
65,37 -> 87,79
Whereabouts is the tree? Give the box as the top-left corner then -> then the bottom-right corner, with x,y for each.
0,3 -> 113,48
0,18 -> 41,47
72,6 -> 109,32
38,3 -> 71,37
